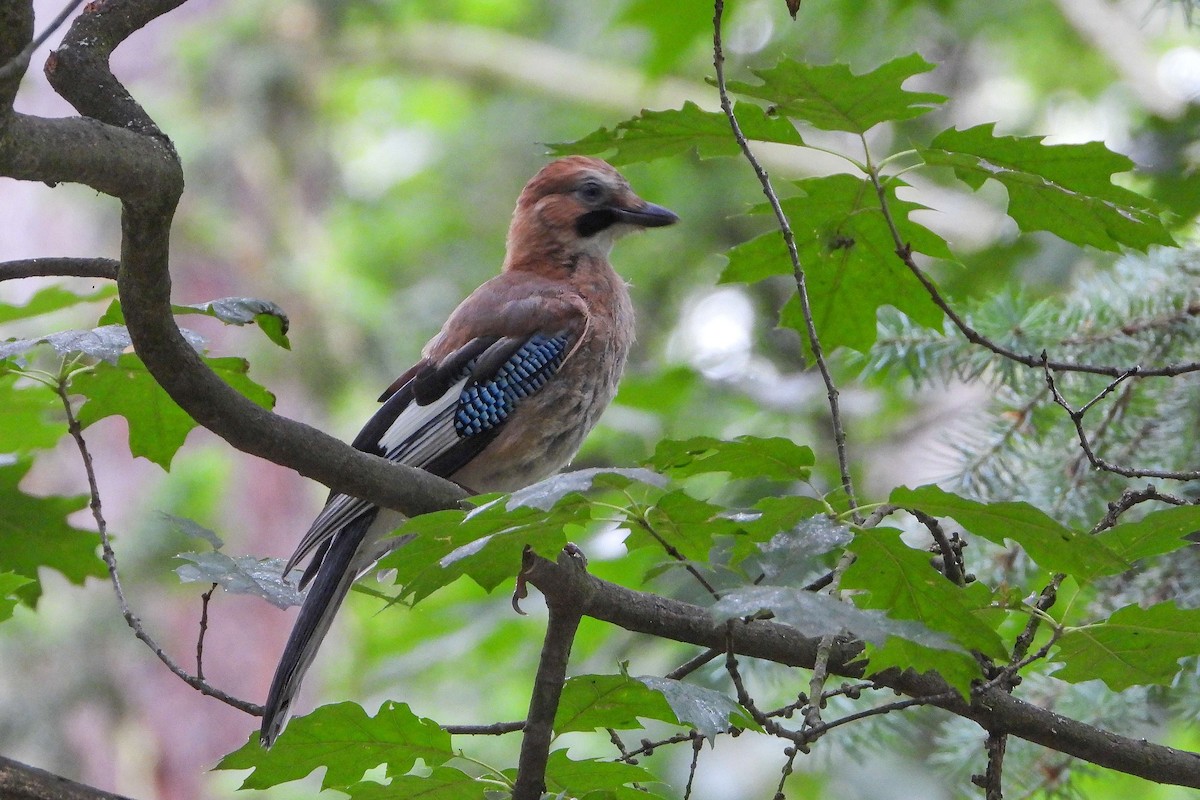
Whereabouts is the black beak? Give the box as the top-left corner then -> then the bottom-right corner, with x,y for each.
576,200 -> 679,238
613,201 -> 679,228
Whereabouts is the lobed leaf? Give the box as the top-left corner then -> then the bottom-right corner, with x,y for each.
342,766 -> 480,799
891,484 -> 1127,580
1095,505 -> 1200,563
1052,602 -> 1200,691
726,53 -> 944,134
0,572 -> 32,623
543,750 -> 662,798
637,676 -> 758,740
73,354 -> 274,469
647,435 -> 814,482
919,124 -> 1175,252
722,174 -> 948,354
0,374 -> 63,453
554,673 -> 678,733
548,100 -> 803,165
175,552 -> 302,609
627,490 -> 740,562
713,584 -> 961,652
0,458 -> 104,605
216,701 -> 452,790
843,527 -> 1005,692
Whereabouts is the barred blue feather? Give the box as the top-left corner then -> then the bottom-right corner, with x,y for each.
455,334 -> 569,436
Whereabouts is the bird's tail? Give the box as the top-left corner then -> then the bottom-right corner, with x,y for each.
260,509 -> 409,747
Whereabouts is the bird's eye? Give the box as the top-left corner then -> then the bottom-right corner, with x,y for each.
577,181 -> 606,204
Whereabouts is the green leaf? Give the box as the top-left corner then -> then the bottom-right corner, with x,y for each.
544,750 -> 660,797
0,285 -> 115,325
733,500 -> 849,577
176,297 -> 291,349
0,325 -> 136,364
713,584 -> 963,653
554,674 -> 678,733
1052,602 -> 1200,690
722,174 -> 948,354
216,701 -> 452,790
890,485 -> 1127,580
175,552 -> 301,609
726,53 -> 944,134
343,767 -> 480,800
843,527 -> 1005,693
1095,505 -> 1200,563
73,354 -> 274,469
628,490 -> 740,562
647,435 -> 814,482
0,458 -> 103,605
160,512 -> 224,549
548,101 -> 803,165
504,468 -> 666,512
0,572 -> 33,622
637,677 -> 758,740
388,492 -> 602,604
919,124 -> 1175,252
0,374 -> 63,453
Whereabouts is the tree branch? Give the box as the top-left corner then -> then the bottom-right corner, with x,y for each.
521,552 -> 1200,788
0,755 -> 134,800
0,257 -> 119,282
512,547 -> 586,800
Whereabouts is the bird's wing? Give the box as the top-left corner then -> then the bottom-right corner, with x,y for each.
283,291 -> 586,585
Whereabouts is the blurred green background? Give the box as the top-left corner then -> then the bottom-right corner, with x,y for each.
2,0 -> 1199,797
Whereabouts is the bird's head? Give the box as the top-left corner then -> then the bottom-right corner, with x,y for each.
504,156 -> 678,272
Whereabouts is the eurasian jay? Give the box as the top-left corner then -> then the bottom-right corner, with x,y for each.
260,156 -> 678,746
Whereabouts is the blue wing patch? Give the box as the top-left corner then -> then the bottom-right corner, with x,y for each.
455,333 -> 569,437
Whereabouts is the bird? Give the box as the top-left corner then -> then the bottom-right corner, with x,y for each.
259,156 -> 678,746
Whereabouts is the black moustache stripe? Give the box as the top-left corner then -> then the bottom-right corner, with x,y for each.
575,209 -> 618,238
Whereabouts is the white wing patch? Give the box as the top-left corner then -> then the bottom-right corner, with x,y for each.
378,375 -> 469,462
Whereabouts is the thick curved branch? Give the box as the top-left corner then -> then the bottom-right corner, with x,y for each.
0,0 -> 468,516
521,553 -> 1200,788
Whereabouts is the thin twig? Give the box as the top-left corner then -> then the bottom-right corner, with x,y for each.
666,647 -> 722,680
607,728 -> 632,760
1091,485 -> 1190,534
0,0 -> 89,83
196,583 -> 216,680
683,733 -> 704,800
615,732 -> 696,762
774,746 -> 799,800
1041,355 -> 1200,480
800,690 -> 960,740
712,0 -> 859,519
55,376 -> 261,717
724,631 -> 806,749
912,509 -> 966,586
632,514 -> 720,599
802,551 -> 856,734
443,721 -> 525,736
